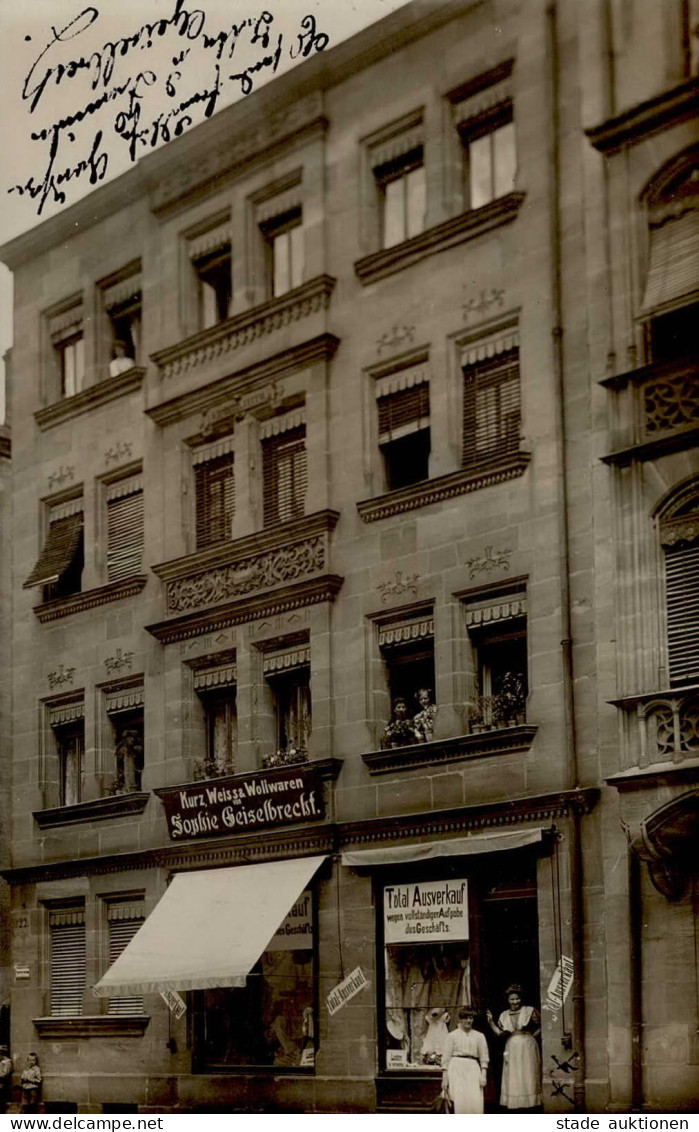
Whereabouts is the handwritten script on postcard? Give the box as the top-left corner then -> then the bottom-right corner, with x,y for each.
9,2 -> 330,217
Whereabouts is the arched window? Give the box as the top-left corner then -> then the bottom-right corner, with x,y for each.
641,148 -> 699,363
658,481 -> 699,686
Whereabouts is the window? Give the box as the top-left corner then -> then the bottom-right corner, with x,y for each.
105,899 -> 145,1016
376,366 -> 430,491
451,65 -> 516,211
264,647 -> 311,755
262,209 -> 304,297
188,220 -> 232,331
376,151 -> 426,249
465,119 -> 516,210
660,495 -> 699,686
106,475 -> 144,581
55,720 -> 84,806
47,301 -> 85,398
193,890 -> 316,1070
24,497 -> 84,600
193,660 -> 237,778
378,611 -> 435,746
462,342 -> 520,470
105,685 -> 144,794
49,904 -> 86,1016
193,439 -> 235,550
261,413 -> 307,527
102,273 -> 142,376
647,301 -> 699,364
465,588 -> 527,729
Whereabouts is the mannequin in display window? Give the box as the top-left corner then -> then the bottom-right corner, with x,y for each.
487,984 -> 542,1110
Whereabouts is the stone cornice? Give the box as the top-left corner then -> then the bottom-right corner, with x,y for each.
362,726 -> 538,775
33,792 -> 150,829
33,1016 -> 150,1039
147,333 -> 339,428
606,759 -> 699,793
599,354 -> 698,392
586,76 -> 699,155
151,510 -> 339,584
146,574 -> 344,645
356,454 -> 530,522
34,576 -> 148,624
354,193 -> 525,285
150,277 -> 336,383
34,368 -> 145,431
600,425 -> 699,467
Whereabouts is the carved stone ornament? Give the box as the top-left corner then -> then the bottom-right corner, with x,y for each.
644,373 -> 699,436
376,325 -> 415,355
48,466 -> 75,489
462,287 -> 506,321
47,665 -> 76,689
464,545 -> 513,579
104,649 -> 135,674
167,537 -> 325,614
624,786 -> 699,900
659,512 -> 699,548
104,440 -> 134,466
198,380 -> 283,438
377,571 -> 420,604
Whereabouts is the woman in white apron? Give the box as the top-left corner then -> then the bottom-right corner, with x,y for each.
441,1007 -> 489,1113
487,984 -> 542,1110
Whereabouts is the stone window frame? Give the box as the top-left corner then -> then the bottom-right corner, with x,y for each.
653,474 -> 699,689
359,108 -> 425,254
95,675 -> 145,797
459,578 -> 529,731
38,691 -> 86,809
180,209 -> 233,337
96,462 -> 144,586
43,899 -> 87,1018
253,633 -> 312,763
247,170 -> 305,307
96,260 -> 142,379
187,651 -> 238,779
447,60 -> 516,215
365,601 -> 436,750
42,293 -> 85,404
98,891 -> 147,1018
450,313 -> 523,472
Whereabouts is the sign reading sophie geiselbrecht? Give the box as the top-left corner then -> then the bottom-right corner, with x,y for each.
158,766 -> 324,840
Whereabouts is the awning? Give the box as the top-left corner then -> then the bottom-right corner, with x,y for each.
341,827 -> 547,867
93,855 -> 327,997
23,514 -> 83,590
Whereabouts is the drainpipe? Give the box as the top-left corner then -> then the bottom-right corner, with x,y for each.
628,847 -> 643,1109
546,0 -> 586,1111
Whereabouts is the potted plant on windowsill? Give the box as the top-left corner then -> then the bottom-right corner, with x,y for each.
497,672 -> 527,727
261,746 -> 309,770
468,694 -> 494,733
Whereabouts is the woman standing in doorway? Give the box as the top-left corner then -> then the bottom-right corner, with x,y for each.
440,1007 -> 489,1113
487,984 -> 542,1110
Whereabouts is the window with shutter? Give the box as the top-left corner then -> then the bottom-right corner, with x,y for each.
664,533 -> 699,686
379,612 -> 435,720
262,427 -> 307,527
194,450 -> 235,550
49,906 -> 86,1017
105,688 -> 144,793
107,902 -> 145,1016
24,498 -> 84,598
264,647 -> 311,754
106,477 -> 144,582
194,662 -> 237,777
464,588 -> 528,728
377,381 -> 430,491
462,348 -> 520,469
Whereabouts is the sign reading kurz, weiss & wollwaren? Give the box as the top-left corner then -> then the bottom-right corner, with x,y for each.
158,765 -> 324,840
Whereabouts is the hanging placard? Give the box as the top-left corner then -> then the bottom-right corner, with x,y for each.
544,955 -> 574,1014
160,989 -> 187,1019
326,966 -> 368,1016
383,879 -> 468,944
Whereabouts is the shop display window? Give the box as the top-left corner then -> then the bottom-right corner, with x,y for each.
192,890 -> 316,1072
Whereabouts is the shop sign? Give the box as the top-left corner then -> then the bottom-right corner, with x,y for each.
269,890 -> 313,951
544,955 -> 574,1015
14,965 -> 30,980
160,989 -> 187,1019
326,966 -> 368,1016
383,879 -> 468,944
158,765 -> 324,840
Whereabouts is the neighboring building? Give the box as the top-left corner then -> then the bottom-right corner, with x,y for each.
0,353 -> 11,1049
0,0 -> 695,1115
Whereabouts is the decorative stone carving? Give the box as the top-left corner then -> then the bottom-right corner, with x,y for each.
104,649 -> 135,674
462,287 -> 506,321
377,571 -> 420,603
198,380 -> 283,437
376,325 -> 415,355
104,440 -> 134,466
644,374 -> 699,436
48,466 -> 75,489
659,513 -> 699,548
167,537 -> 325,613
464,545 -> 513,579
47,665 -> 76,689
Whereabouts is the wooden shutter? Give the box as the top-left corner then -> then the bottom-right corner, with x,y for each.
50,908 -> 85,1017
195,453 -> 235,550
665,541 -> 699,685
377,384 -> 430,442
107,478 -> 144,582
462,348 -> 520,469
262,427 -> 307,527
107,904 -> 145,1015
24,512 -> 83,589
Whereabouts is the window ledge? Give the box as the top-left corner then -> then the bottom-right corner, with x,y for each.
356,454 -> 530,523
33,792 -> 150,829
362,726 -> 538,775
586,75 -> 699,155
600,425 -> 699,466
151,275 -> 336,381
354,193 -> 525,285
34,367 -> 145,431
33,1016 -> 150,1039
34,575 -> 148,623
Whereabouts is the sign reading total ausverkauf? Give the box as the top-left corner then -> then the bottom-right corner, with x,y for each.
158,766 -> 324,840
383,879 -> 469,943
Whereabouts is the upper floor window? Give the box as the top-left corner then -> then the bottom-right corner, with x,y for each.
24,495 -> 84,600
193,438 -> 235,550
261,410 -> 307,527
262,208 -> 304,297
461,334 -> 521,470
193,659 -> 237,778
376,365 -> 430,491
102,270 -> 142,376
106,474 -> 144,582
188,219 -> 232,331
451,62 -> 516,212
659,488 -> 699,687
48,300 -> 84,398
264,646 -> 311,756
365,112 -> 425,250
104,683 -> 144,794
49,904 -> 86,1016
464,586 -> 528,730
378,609 -> 435,747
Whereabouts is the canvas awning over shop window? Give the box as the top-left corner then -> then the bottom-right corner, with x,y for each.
93,855 -> 327,997
341,827 -> 547,867
23,513 -> 83,590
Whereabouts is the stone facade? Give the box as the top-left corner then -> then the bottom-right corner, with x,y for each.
0,0 -> 697,1114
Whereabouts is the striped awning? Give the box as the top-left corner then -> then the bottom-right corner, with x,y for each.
256,186 -> 303,225
192,436 -> 235,466
465,596 -> 527,628
105,686 -> 144,715
193,663 -> 237,690
259,408 -> 306,440
189,221 -> 231,261
49,701 -> 84,727
103,275 -> 141,312
263,646 -> 310,676
378,616 -> 434,649
370,121 -> 423,170
452,77 -> 513,130
375,362 -> 429,400
462,329 -> 519,368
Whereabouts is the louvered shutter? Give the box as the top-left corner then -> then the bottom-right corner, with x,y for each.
642,208 -> 699,314
24,511 -> 83,589
462,348 -> 520,468
107,906 -> 145,1015
262,427 -> 307,527
107,478 -> 144,582
195,452 -> 235,549
377,384 -> 430,442
50,908 -> 85,1017
665,541 -> 699,685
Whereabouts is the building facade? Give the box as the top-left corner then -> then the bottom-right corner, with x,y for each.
0,0 -> 696,1114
